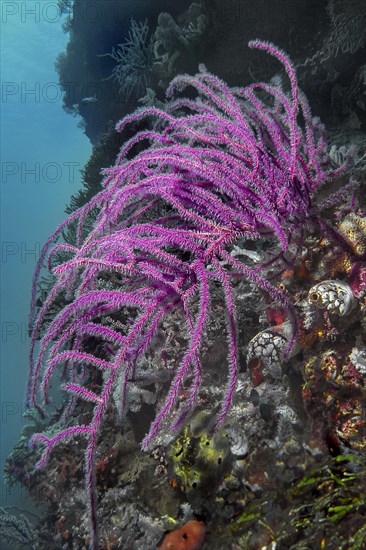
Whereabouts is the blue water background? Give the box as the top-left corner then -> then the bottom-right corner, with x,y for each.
1,2 -> 91,515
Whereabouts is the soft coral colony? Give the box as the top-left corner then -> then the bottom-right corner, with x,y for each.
26,41 -> 351,548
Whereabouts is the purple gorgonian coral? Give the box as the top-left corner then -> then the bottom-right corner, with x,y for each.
26,41 -> 349,548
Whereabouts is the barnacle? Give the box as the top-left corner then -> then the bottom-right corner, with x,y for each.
246,320 -> 298,376
308,280 -> 356,315
247,330 -> 287,367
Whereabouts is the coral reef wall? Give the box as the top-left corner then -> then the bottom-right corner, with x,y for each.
56,0 -> 365,144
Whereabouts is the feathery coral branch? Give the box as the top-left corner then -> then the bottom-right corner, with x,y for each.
27,41 -> 349,549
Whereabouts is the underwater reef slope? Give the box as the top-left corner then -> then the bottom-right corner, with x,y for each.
5,37 -> 366,549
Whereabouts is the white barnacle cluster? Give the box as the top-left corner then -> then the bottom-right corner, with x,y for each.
247,321 -> 296,366
247,329 -> 287,366
308,280 -> 356,316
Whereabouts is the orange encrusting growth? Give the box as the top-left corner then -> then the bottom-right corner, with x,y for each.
157,520 -> 206,550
